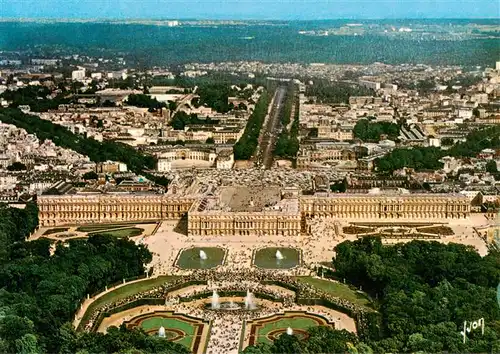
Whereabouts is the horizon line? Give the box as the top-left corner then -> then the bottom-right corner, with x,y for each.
1,16 -> 499,21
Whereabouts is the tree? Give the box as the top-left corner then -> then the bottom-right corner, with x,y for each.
126,94 -> 165,111
486,160 -> 498,173
331,237 -> 500,353
441,137 -> 454,146
82,171 -> 98,180
234,90 -> 271,160
15,334 -> 39,354
7,162 -> 27,171
353,119 -> 400,142
306,81 -> 374,104
205,137 -> 215,144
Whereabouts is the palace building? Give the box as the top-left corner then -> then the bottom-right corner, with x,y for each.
300,192 -> 470,220
187,186 -> 301,236
37,185 -> 470,230
37,193 -> 196,227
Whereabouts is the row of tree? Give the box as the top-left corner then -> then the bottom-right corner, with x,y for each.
0,108 -> 157,174
233,90 -> 272,160
376,125 -> 500,172
274,86 -> 300,160
305,81 -> 374,104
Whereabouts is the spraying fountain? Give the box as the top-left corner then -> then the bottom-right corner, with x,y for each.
207,289 -> 258,311
286,327 -> 293,336
244,290 -> 256,310
275,250 -> 284,260
158,326 -> 166,338
199,250 -> 208,260
211,290 -> 220,309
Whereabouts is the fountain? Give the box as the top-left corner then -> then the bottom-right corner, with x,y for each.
286,327 -> 293,336
244,290 -> 256,310
158,326 -> 166,338
211,290 -> 220,309
206,290 -> 258,311
199,250 -> 208,260
275,250 -> 284,260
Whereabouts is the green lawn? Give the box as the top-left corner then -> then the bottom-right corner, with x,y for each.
79,275 -> 177,330
76,224 -> 129,232
253,247 -> 301,269
139,316 -> 198,348
256,316 -> 318,344
91,227 -> 144,238
76,222 -> 156,233
176,247 -> 226,269
295,277 -> 372,310
43,227 -> 69,235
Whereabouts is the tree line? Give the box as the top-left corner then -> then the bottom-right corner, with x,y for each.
233,89 -> 272,160
274,85 -> 300,160
0,108 -> 157,175
306,81 -> 374,104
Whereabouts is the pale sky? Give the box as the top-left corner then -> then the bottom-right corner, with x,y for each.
1,0 -> 499,20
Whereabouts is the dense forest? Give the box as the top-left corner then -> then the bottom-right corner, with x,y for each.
0,108 -> 157,174
376,125 -> 500,172
0,204 -> 189,353
306,81 -> 374,104
2,22 -> 499,66
243,237 -> 500,353
233,89 -> 272,160
334,237 -> 500,353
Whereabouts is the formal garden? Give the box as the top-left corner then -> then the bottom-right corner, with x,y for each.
124,311 -> 210,353
245,311 -> 333,346
38,222 -> 159,241
343,222 -> 455,240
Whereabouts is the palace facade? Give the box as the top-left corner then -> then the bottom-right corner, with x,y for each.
300,193 -> 470,220
37,189 -> 470,229
187,196 -> 302,236
37,194 -> 196,226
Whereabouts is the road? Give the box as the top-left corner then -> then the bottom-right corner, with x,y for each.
255,86 -> 287,169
